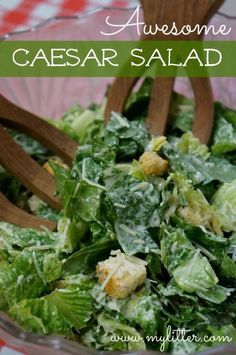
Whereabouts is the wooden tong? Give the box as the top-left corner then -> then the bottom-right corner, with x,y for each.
105,0 -> 224,144
0,94 -> 77,230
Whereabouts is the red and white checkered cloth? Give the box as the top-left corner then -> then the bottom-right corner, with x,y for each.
0,0 -> 138,35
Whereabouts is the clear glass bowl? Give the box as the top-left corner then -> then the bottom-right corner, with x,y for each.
0,6 -> 236,355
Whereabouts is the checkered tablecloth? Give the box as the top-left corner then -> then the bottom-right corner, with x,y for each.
0,0 -> 138,35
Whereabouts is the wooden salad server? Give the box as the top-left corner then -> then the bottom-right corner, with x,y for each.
105,0 -> 224,144
0,94 -> 77,230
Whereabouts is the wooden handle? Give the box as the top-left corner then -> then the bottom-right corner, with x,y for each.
0,192 -> 56,231
147,78 -> 174,135
0,95 -> 77,166
0,125 -> 61,211
191,77 -> 214,143
140,0 -> 224,39
140,0 -> 222,142
104,78 -> 138,122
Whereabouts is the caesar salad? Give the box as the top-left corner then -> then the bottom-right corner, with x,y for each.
0,79 -> 236,353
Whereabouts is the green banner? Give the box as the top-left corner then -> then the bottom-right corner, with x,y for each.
0,40 -> 235,77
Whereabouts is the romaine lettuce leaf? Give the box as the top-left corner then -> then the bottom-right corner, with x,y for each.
63,240 -> 118,275
75,137 -> 116,168
212,179 -> 236,232
161,228 -> 195,272
105,173 -> 160,228
72,157 -> 103,183
10,287 -> 92,334
90,220 -> 116,243
57,217 -> 88,253
207,324 -> 236,345
219,254 -> 236,279
211,103 -> 236,154
104,172 -> 159,254
177,132 -> 209,159
172,250 -> 218,293
167,174 -> 222,235
0,261 -> 9,309
114,223 -> 158,255
56,274 -> 95,290
0,250 -> 59,307
168,93 -> 194,133
58,103 -> 104,144
52,163 -> 77,209
163,143 -> 236,185
124,78 -> 152,121
96,312 -> 146,351
105,112 -> 150,160
160,227 -> 230,302
171,340 -> 205,355
122,291 -> 161,336
43,253 -> 62,282
0,222 -> 58,250
10,129 -> 49,158
183,224 -> 228,263
197,285 -> 233,304
211,116 -> 236,154
74,181 -> 103,223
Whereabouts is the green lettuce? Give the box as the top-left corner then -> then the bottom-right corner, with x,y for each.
212,180 -> 236,232
105,112 -> 150,160
163,143 -> 236,185
82,312 -> 146,351
0,222 -> 58,251
211,103 -> 236,154
10,287 -> 93,335
160,227 -> 231,303
63,240 -> 118,275
177,132 -> 210,159
122,291 -> 161,336
56,103 -> 104,144
0,250 -> 61,307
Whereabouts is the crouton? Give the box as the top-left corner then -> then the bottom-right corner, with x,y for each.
139,151 -> 168,176
96,250 -> 147,299
43,158 -> 68,176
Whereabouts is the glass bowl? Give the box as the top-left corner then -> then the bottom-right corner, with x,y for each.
0,6 -> 236,355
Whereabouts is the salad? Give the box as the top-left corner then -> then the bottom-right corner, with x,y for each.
0,79 -> 236,354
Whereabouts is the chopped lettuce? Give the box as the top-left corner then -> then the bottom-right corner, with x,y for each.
10,287 -> 93,335
211,103 -> 236,155
163,143 -> 236,185
63,240 -> 118,275
211,116 -> 236,154
172,251 -> 218,293
122,290 -> 161,336
57,103 -> 104,144
212,179 -> 236,232
82,312 -> 146,351
0,249 -> 60,307
168,93 -> 194,133
105,112 -> 150,160
0,222 -> 58,251
207,324 -> 236,345
177,132 -> 210,159
160,227 -> 232,303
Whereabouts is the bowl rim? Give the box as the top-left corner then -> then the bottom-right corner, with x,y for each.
1,5 -> 236,40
